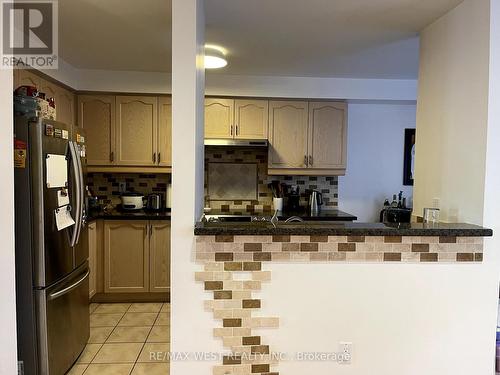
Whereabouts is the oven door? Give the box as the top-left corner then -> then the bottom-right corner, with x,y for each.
36,262 -> 89,375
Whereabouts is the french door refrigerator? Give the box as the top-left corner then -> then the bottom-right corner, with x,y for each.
14,116 -> 90,375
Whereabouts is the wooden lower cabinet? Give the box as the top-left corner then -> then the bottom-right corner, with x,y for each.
101,220 -> 170,295
149,222 -> 171,292
104,221 -> 149,293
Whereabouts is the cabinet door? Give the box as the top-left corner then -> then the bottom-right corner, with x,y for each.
268,101 -> 309,169
78,95 -> 115,166
149,222 -> 171,292
56,87 -> 75,126
88,222 -> 97,298
39,79 -> 57,100
116,96 -> 158,166
205,98 -> 234,139
104,221 -> 149,293
17,69 -> 42,89
308,102 -> 347,169
158,97 -> 172,167
234,99 -> 268,139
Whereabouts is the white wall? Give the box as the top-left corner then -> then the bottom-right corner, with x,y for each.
0,71 -> 18,374
261,263 -> 497,375
339,102 -> 416,221
413,0 -> 490,224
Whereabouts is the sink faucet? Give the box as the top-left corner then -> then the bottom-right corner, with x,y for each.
270,210 -> 279,228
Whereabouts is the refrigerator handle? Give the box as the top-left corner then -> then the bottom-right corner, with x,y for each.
74,142 -> 85,245
48,270 -> 89,301
68,142 -> 82,248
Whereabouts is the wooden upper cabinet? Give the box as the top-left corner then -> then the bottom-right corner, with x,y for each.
116,96 -> 158,166
17,69 -> 41,89
268,101 -> 309,169
104,221 -> 149,293
78,95 -> 115,166
205,98 -> 234,139
234,99 -> 268,139
56,87 -> 75,126
158,97 -> 172,167
149,222 -> 171,292
308,102 -> 347,170
39,79 -> 57,100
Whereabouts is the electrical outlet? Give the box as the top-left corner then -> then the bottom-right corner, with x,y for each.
338,342 -> 352,365
119,182 -> 127,193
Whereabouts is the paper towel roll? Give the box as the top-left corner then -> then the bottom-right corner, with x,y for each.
166,183 -> 172,208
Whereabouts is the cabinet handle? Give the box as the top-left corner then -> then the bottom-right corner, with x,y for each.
158,152 -> 161,164
304,155 -> 308,166
309,155 -> 313,166
230,125 -> 233,136
153,153 -> 157,164
110,151 -> 114,162
236,124 -> 239,136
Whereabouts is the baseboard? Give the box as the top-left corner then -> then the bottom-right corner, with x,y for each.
91,292 -> 170,303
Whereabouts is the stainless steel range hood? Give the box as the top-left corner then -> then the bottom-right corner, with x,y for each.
204,139 -> 268,147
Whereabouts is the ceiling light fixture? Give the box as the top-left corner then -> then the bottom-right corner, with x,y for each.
205,45 -> 227,69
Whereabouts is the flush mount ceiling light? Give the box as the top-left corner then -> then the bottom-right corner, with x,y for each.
205,45 -> 227,69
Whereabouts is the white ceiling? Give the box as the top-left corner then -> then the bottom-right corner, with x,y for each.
59,0 -> 463,79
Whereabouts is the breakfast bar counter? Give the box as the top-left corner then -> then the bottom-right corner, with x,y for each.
193,221 -> 493,375
194,221 -> 492,237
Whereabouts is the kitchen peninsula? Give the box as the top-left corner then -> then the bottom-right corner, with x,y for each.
193,221 -> 492,374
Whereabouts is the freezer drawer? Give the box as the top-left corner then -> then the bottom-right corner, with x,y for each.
36,263 -> 90,375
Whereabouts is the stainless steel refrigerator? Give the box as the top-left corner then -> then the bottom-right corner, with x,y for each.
14,116 -> 90,375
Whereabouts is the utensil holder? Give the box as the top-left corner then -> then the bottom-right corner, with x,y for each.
273,197 -> 283,212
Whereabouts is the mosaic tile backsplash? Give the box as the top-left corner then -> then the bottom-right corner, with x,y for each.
87,173 -> 171,205
205,147 -> 339,212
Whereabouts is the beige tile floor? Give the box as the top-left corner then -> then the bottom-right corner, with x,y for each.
66,302 -> 170,375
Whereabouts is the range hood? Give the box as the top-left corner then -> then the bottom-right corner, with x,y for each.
204,139 -> 268,147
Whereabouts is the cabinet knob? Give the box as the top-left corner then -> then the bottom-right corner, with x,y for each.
309,155 -> 313,166
304,155 -> 308,166
153,153 -> 157,164
158,153 -> 161,164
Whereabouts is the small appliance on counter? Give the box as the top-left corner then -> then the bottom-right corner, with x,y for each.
286,185 -> 301,211
146,193 -> 163,211
380,191 -> 412,223
120,192 -> 145,210
309,190 -> 323,214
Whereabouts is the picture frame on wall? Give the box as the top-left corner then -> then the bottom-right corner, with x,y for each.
403,128 -> 416,186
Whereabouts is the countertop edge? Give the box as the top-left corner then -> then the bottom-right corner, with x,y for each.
193,224 -> 493,237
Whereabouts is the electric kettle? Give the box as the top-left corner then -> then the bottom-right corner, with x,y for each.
309,190 -> 323,214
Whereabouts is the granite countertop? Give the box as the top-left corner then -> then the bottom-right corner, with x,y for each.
204,209 -> 357,221
87,209 -> 171,221
194,221 -> 493,237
